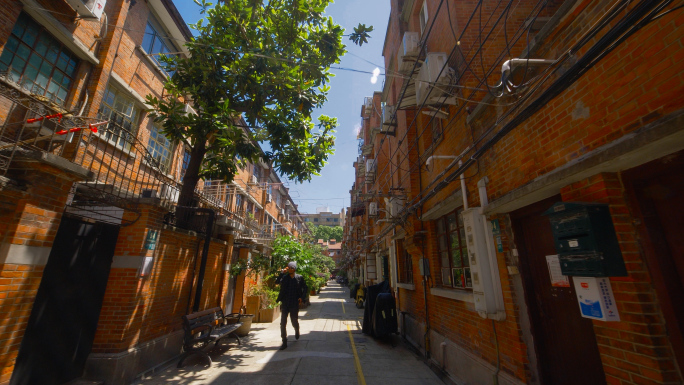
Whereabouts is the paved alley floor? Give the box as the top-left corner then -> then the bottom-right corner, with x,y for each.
139,282 -> 444,385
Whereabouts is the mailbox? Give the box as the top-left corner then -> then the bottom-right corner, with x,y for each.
543,202 -> 627,277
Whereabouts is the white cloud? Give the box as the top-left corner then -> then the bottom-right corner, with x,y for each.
353,123 -> 361,138
370,67 -> 380,84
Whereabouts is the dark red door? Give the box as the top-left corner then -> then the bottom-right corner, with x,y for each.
624,151 -> 684,374
511,196 -> 606,385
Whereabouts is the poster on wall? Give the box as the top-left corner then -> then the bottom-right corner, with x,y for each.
545,255 -> 570,287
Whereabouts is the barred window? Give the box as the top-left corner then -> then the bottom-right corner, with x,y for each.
147,124 -> 174,173
98,85 -> 139,149
0,13 -> 79,106
437,208 -> 471,289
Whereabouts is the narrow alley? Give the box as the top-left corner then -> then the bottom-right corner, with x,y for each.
139,282 -> 443,385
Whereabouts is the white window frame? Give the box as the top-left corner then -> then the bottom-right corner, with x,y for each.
419,1 -> 429,36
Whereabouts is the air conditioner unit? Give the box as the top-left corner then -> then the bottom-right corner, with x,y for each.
280,208 -> 285,216
363,97 -> 373,117
416,52 -> 456,106
250,175 -> 258,185
381,104 -> 396,129
183,103 -> 196,116
369,202 -> 378,216
266,193 -> 272,203
461,208 -> 506,321
65,0 -> 106,19
397,32 -> 421,73
385,196 -> 405,217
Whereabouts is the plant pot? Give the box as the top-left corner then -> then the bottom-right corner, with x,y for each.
226,313 -> 254,336
257,307 -> 281,323
246,295 -> 261,319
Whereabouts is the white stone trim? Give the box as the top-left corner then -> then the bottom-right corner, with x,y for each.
396,282 -> 415,291
0,243 -> 51,266
430,287 -> 474,303
109,71 -> 153,110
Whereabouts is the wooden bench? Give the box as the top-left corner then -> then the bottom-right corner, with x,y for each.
178,307 -> 243,367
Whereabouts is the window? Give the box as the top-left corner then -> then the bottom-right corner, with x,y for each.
314,218 -> 318,222
419,2 -> 429,35
431,119 -> 443,144
436,208 -> 471,289
180,149 -> 191,181
235,194 -> 243,212
334,218 -> 339,222
98,85 -> 140,149
397,240 -> 413,284
147,124 -> 174,173
0,13 -> 79,106
141,14 -> 176,73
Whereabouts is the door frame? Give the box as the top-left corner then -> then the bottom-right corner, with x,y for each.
510,195 -> 606,385
622,151 -> 684,375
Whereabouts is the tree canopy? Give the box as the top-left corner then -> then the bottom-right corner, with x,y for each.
309,224 -> 343,242
147,0 -> 372,210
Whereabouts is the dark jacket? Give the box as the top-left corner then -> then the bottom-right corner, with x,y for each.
276,273 -> 308,308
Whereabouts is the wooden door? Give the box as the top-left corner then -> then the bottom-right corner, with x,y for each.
10,215 -> 119,385
623,151 -> 684,374
511,196 -> 606,385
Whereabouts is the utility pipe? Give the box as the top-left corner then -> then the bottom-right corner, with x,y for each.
459,160 -> 468,210
425,155 -> 458,170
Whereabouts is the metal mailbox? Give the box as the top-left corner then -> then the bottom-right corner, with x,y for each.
544,202 -> 627,277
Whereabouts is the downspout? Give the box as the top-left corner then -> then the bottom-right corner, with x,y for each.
416,121 -> 431,360
192,208 -> 215,312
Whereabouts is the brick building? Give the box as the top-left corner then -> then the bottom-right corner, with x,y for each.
342,1 -> 683,384
301,208 -> 346,227
0,0 -> 304,383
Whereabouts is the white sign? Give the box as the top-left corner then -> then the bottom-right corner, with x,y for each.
545,255 -> 570,287
573,277 -> 620,322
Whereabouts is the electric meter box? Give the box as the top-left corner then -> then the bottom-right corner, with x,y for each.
573,277 -> 620,322
544,202 -> 627,277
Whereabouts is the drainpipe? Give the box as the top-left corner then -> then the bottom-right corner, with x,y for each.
192,208 -> 215,312
459,160 -> 468,210
416,123 -> 431,359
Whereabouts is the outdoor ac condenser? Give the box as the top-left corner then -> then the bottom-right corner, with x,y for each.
461,207 -> 506,320
65,0 -> 106,19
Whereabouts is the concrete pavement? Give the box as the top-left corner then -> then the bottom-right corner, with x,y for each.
138,282 -> 444,385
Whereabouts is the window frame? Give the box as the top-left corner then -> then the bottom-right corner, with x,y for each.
0,12 -> 79,106
419,1 -> 429,36
97,84 -> 141,151
146,123 -> 175,174
436,207 -> 471,290
141,13 -> 177,75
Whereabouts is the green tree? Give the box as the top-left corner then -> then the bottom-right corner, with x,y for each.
270,235 -> 333,293
147,0 -> 372,213
309,225 -> 343,242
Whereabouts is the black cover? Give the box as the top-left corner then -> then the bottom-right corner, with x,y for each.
371,292 -> 398,338
362,280 -> 390,335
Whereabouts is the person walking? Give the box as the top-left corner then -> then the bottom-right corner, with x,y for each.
275,261 -> 308,350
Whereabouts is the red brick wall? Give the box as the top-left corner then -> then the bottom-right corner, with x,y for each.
374,0 -> 684,383
0,164 -> 79,383
560,173 -> 681,384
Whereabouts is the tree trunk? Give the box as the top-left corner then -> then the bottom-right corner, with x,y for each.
177,140 -> 206,226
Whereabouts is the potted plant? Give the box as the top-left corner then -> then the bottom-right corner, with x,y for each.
257,287 -> 281,323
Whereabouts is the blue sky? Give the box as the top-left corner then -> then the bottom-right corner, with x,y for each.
174,0 -> 391,215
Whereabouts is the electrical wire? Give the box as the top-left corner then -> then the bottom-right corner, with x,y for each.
359,0 -> 679,253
